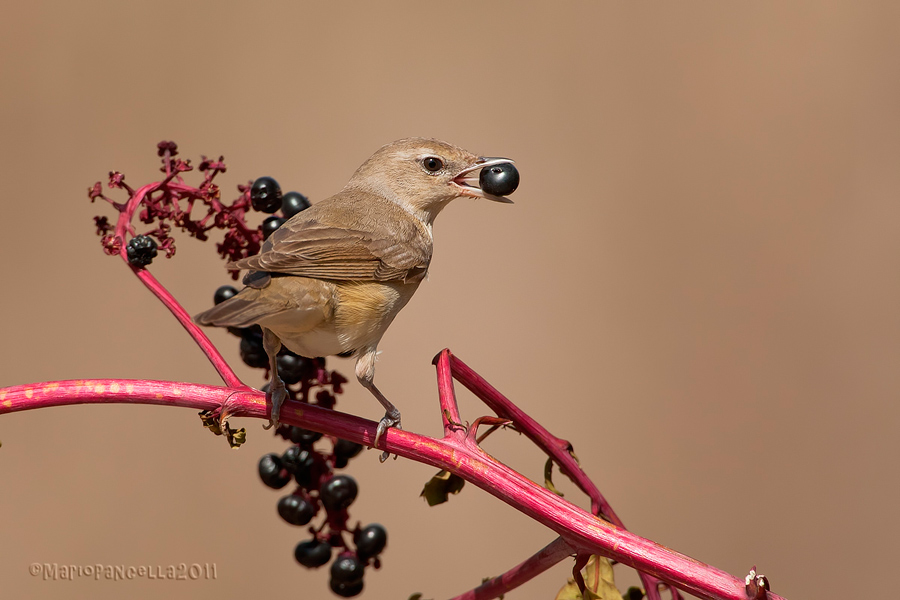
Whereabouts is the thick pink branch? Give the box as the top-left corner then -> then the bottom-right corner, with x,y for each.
0,378 -> 783,600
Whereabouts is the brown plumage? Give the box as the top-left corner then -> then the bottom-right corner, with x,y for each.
195,138 -> 515,457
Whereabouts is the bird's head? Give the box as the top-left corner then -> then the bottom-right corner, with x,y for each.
346,137 -> 518,224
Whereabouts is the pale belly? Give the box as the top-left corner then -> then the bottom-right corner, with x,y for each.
266,280 -> 420,358
279,325 -> 345,358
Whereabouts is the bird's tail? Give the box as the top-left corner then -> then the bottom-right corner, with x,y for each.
194,288 -> 278,329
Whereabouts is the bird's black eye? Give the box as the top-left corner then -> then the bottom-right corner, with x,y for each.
422,157 -> 443,173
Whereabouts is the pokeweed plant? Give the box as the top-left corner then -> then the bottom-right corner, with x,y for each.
0,142 -> 780,600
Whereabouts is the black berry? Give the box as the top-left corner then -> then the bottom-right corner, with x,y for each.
355,524 -> 387,559
334,438 -> 363,460
281,445 -> 308,470
329,578 -> 364,597
289,426 -> 322,446
320,475 -> 358,512
294,539 -> 332,568
330,553 -> 364,584
295,472 -> 313,489
240,330 -> 269,369
126,235 -> 158,267
277,494 -> 317,526
250,176 -> 282,213
479,162 -> 519,197
262,216 -> 286,240
213,285 -> 238,305
258,453 -> 291,489
281,446 -> 316,487
277,352 -> 316,385
282,191 -> 311,219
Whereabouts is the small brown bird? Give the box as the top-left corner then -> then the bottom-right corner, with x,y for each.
195,138 -> 517,452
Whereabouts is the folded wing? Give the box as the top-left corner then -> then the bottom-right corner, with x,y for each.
229,192 -> 431,284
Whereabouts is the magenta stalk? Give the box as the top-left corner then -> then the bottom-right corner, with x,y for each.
112,182 -> 244,388
448,537 -> 574,600
0,376 -> 783,600
441,351 -> 677,600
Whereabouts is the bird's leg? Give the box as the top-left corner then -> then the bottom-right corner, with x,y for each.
261,327 -> 287,431
355,349 -> 401,461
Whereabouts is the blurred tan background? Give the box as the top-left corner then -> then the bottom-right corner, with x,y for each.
1,2 -> 898,599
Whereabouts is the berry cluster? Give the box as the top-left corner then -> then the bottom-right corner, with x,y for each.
249,176 -> 310,240
259,442 -> 387,596
226,176 -> 384,596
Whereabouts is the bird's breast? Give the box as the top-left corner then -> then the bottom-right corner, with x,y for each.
332,280 -> 420,352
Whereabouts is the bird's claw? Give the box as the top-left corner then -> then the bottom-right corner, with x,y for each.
374,411 -> 401,462
374,412 -> 401,447
263,380 -> 288,431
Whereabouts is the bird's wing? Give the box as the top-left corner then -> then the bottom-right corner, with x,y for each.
230,193 -> 431,283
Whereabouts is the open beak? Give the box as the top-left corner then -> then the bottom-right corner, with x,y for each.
452,157 -> 516,203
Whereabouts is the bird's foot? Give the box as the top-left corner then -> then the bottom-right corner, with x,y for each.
262,379 -> 288,431
374,409 -> 401,463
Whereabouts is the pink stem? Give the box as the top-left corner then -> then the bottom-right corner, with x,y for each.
440,350 -> 676,600
113,183 -> 243,389
0,378 -> 783,600
433,349 -> 463,436
130,264 -> 243,388
449,537 -> 574,600
443,350 -> 609,519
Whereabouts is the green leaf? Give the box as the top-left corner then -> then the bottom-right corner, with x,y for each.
226,426 -> 246,448
583,556 -> 623,600
420,470 -> 465,506
555,556 -> 624,600
555,578 -> 583,600
545,458 -> 564,497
